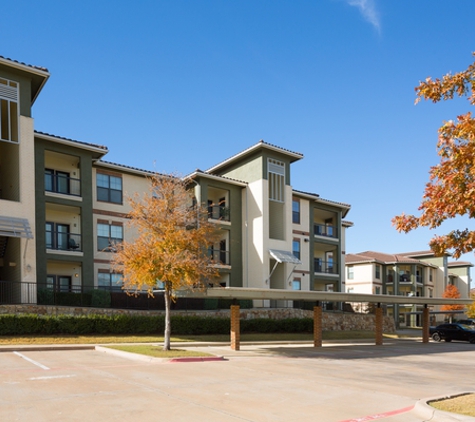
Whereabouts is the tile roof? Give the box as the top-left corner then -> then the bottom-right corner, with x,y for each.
448,261 -> 474,268
96,160 -> 159,176
0,55 -> 49,73
206,140 -> 303,174
35,131 -> 108,151
346,251 -> 431,265
185,169 -> 248,186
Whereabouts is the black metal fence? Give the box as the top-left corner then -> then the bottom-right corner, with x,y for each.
0,280 -> 254,311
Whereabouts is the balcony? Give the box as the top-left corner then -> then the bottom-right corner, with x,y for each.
208,248 -> 231,266
45,171 -> 81,197
314,258 -> 337,274
46,230 -> 82,252
208,205 -> 230,222
314,223 -> 337,239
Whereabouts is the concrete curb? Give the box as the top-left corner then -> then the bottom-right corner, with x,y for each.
412,392 -> 475,421
95,345 -> 225,363
0,345 -> 95,352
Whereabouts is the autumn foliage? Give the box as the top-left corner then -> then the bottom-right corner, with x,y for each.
393,54 -> 475,258
441,284 -> 464,312
113,174 -> 221,349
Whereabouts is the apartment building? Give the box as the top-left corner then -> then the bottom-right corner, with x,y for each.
345,250 -> 473,326
0,55 -> 352,305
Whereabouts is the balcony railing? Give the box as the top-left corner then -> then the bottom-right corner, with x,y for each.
46,230 -> 82,252
45,172 -> 81,196
314,223 -> 337,238
208,248 -> 231,265
208,205 -> 230,222
314,259 -> 337,274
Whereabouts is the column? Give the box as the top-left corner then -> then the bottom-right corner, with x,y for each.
422,305 -> 429,343
314,303 -> 323,347
230,304 -> 240,351
375,303 -> 383,346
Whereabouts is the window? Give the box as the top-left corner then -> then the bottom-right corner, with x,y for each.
292,279 -> 301,290
375,265 -> 381,279
292,239 -> 300,260
46,275 -> 72,292
45,222 -> 78,251
45,169 -> 70,194
98,271 -> 123,290
0,78 -> 19,143
97,173 -> 122,204
347,287 -> 354,293
347,266 -> 354,280
268,159 -> 285,202
292,198 -> 300,224
375,287 -> 381,295
97,222 -> 123,251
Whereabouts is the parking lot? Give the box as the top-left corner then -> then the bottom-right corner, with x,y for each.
1,338 -> 474,421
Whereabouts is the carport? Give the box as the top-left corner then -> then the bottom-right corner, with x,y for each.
187,288 -> 474,350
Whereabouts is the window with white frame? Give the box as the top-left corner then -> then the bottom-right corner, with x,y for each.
375,264 -> 381,279
97,222 -> 123,251
0,77 -> 19,143
347,266 -> 354,279
268,159 -> 285,202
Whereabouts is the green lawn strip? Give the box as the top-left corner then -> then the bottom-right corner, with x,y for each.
430,394 -> 475,417
0,330 -> 380,345
106,344 -> 214,358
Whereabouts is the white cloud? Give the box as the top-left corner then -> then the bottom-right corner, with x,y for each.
347,0 -> 381,33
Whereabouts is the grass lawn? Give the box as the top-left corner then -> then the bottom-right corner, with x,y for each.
0,330 -> 382,345
430,393 -> 475,417
106,344 -> 214,358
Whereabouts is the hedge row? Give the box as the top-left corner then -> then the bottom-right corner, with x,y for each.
0,314 -> 313,336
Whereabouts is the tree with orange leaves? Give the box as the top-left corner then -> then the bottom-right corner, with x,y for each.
113,175 -> 221,350
393,54 -> 475,259
441,284 -> 465,321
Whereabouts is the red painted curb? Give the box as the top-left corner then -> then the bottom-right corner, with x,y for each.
168,356 -> 225,363
338,405 -> 414,422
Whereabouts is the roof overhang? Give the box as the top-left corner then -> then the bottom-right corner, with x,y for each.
269,249 -> 301,265
180,287 -> 473,306
0,216 -> 33,239
0,56 -> 50,105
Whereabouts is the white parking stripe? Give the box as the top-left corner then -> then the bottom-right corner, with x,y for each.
13,352 -> 50,370
29,375 -> 75,381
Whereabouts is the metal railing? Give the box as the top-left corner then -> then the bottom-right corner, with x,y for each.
46,231 -> 82,252
208,205 -> 231,222
314,223 -> 337,238
45,172 -> 81,196
208,248 -> 231,265
314,259 -> 337,274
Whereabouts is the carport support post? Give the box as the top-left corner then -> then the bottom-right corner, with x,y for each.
230,304 -> 240,351
422,304 -> 429,343
314,302 -> 323,347
375,303 -> 383,346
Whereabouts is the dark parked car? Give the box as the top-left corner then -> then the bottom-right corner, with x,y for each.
430,323 -> 475,343
457,319 -> 475,327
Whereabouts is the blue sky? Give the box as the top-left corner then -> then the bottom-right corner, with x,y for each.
3,0 -> 475,263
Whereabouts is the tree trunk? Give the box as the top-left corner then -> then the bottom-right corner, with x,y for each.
163,283 -> 172,351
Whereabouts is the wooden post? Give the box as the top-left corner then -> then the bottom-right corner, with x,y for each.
422,305 -> 430,343
375,303 -> 383,346
314,303 -> 323,347
230,304 -> 240,351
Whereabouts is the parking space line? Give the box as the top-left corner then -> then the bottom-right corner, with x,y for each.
13,352 -> 50,370
29,375 -> 75,381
